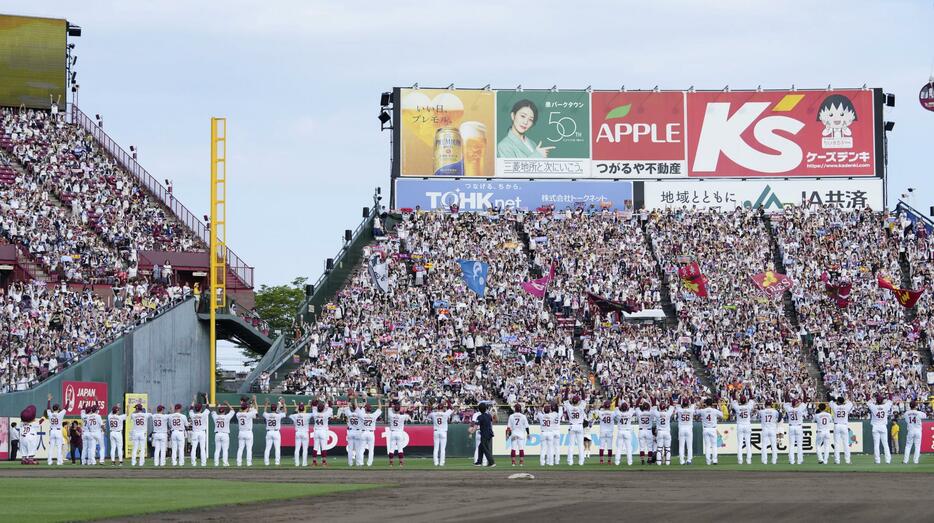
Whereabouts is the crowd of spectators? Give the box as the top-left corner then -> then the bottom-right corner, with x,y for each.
0,107 -> 203,283
776,207 -> 929,415
0,279 -> 187,392
648,208 -> 817,404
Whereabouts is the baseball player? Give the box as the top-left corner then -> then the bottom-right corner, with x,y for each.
654,401 -> 675,466
866,393 -> 893,464
613,400 -> 635,466
212,402 -> 235,467
289,400 -> 313,467
594,400 -> 616,465
534,403 -> 559,466
731,395 -> 755,465
902,401 -> 926,465
829,396 -> 854,464
129,404 -> 150,466
151,405 -> 169,466
340,398 -> 365,466
506,404 -> 530,466
45,394 -> 66,466
86,405 -> 105,465
634,400 -> 655,465
387,401 -> 411,467
107,405 -> 127,466
782,397 -> 807,465
262,398 -> 286,466
310,399 -> 332,466
674,398 -> 695,465
756,401 -> 780,465
189,400 -> 211,466
236,396 -> 258,467
429,400 -> 455,467
812,403 -> 834,464
699,398 -> 724,465
563,394 -> 587,466
168,404 -> 188,466
361,399 -> 382,467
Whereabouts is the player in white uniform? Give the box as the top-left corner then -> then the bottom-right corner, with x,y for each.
654,402 -> 675,466
731,395 -> 755,465
829,396 -> 854,464
361,400 -> 382,467
107,405 -> 127,465
387,402 -> 411,467
506,404 -> 530,466
86,405 -> 105,465
675,399 -> 695,465
756,401 -> 780,465
594,400 -> 616,465
289,401 -> 313,467
340,400 -> 365,466
45,394 -> 67,465
866,393 -> 893,464
213,402 -> 235,467
613,401 -> 635,466
563,395 -> 587,465
634,401 -> 655,465
812,404 -> 834,464
168,404 -> 188,466
236,397 -> 258,467
782,398 -> 807,465
429,401 -> 455,467
263,399 -> 287,466
699,399 -> 724,465
151,405 -> 169,466
188,401 -> 211,466
902,400 -> 926,464
310,400 -> 332,466
535,403 -> 560,466
128,404 -> 150,466
80,406 -> 91,464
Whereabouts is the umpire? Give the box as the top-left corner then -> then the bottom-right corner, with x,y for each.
473,403 -> 495,467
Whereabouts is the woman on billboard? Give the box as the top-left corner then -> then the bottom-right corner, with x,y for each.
497,100 -> 555,158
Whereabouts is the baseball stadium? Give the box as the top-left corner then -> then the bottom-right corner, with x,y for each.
1,3 -> 933,522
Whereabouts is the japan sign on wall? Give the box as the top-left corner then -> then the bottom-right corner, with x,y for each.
396,87 -> 883,179
643,179 -> 884,212
62,380 -> 108,416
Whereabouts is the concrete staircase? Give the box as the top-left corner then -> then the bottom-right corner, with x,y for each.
761,213 -> 828,401
640,218 -> 717,394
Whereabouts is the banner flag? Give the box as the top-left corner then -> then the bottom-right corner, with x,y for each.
458,259 -> 489,296
751,271 -> 793,298
821,271 -> 852,308
678,261 -> 708,298
877,274 -> 925,308
368,254 -> 390,293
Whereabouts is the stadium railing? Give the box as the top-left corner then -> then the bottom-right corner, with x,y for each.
68,104 -> 254,289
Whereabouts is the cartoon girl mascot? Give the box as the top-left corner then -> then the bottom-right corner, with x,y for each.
817,94 -> 857,140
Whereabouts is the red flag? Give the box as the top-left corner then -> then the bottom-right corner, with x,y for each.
751,271 -> 793,298
876,273 -> 925,308
520,277 -> 550,298
677,261 -> 708,298
821,271 -> 852,308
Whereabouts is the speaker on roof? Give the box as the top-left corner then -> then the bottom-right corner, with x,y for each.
929,206 -> 933,217
326,258 -> 334,271
362,207 -> 370,218
304,284 -> 314,297
344,230 -> 352,242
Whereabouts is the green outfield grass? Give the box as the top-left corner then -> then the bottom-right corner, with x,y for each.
0,478 -> 381,522
0,454 -> 928,473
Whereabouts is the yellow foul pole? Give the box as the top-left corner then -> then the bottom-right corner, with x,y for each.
209,117 -> 227,405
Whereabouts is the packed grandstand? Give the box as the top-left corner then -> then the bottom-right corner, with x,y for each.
0,103 -> 931,424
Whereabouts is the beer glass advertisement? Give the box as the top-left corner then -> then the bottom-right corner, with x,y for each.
495,91 -> 590,178
400,88 -> 495,177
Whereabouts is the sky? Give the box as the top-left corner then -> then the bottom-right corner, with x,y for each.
2,0 -> 933,289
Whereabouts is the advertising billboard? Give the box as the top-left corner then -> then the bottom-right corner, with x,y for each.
396,87 -> 884,180
0,15 -> 67,109
716,422 -> 864,454
643,178 -> 884,212
62,380 -> 108,416
395,178 -> 633,212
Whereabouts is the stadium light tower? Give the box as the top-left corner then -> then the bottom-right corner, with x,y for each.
209,117 -> 228,406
